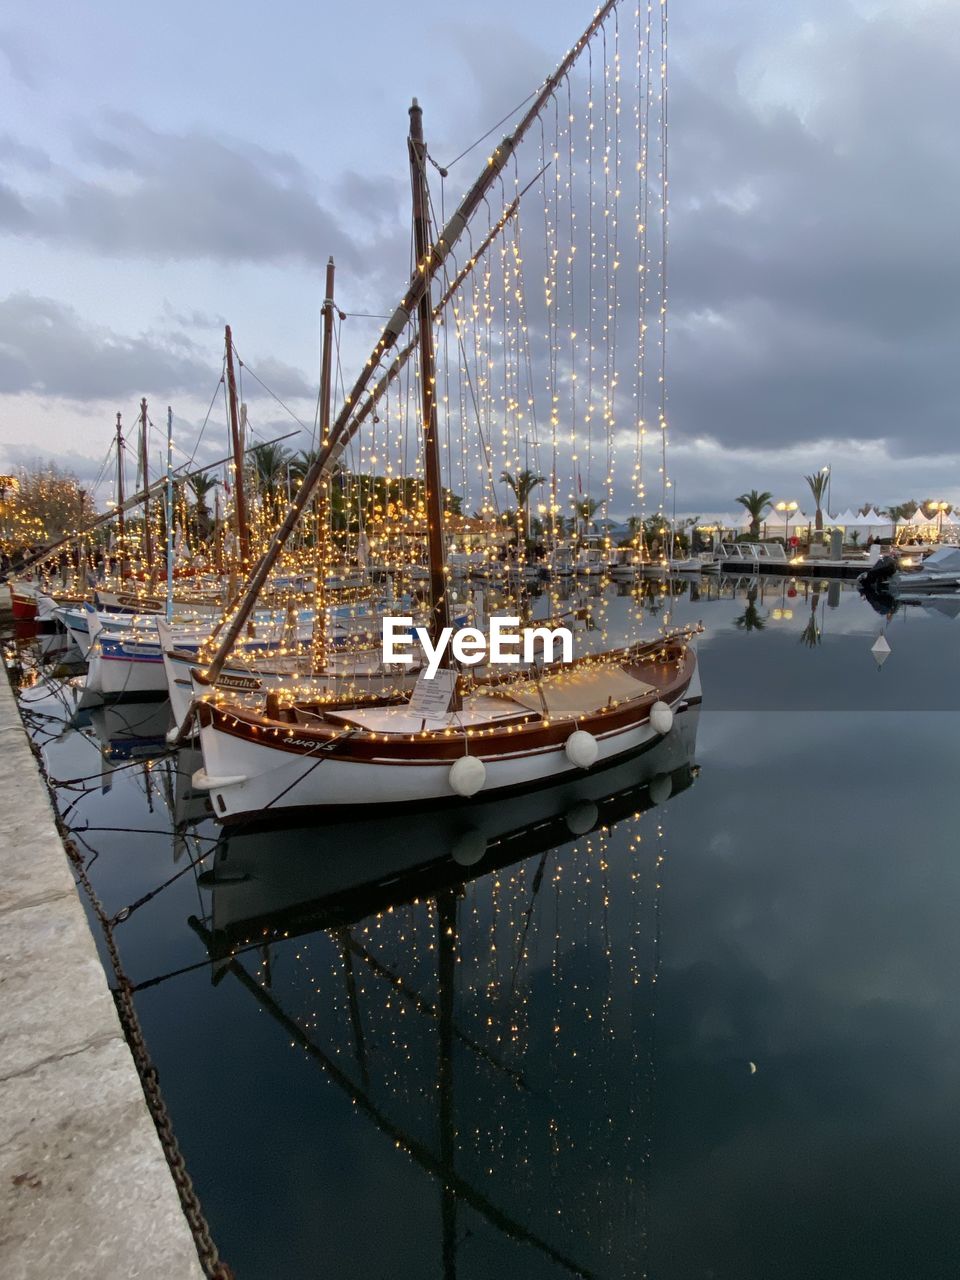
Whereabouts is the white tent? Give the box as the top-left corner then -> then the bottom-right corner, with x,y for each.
863,508 -> 894,536
834,508 -> 893,540
761,508 -> 810,536
693,513 -> 742,532
905,504 -> 933,528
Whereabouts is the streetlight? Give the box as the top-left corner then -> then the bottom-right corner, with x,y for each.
931,500 -> 949,539
775,499 -> 799,543
821,464 -> 832,517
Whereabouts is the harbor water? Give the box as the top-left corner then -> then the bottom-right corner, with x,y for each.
5,575 -> 959,1279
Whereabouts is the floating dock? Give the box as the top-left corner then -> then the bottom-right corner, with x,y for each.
715,557 -> 867,579
0,668 -> 205,1278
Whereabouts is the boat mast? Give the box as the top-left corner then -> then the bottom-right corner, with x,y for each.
409,99 -> 452,653
165,406 -> 174,623
224,325 -> 250,566
115,412 -> 126,579
313,256 -> 336,673
200,0 -> 620,685
139,397 -> 152,570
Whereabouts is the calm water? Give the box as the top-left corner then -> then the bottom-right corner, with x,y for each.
6,576 -> 960,1280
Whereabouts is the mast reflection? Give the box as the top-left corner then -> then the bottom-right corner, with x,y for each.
190,708 -> 701,1278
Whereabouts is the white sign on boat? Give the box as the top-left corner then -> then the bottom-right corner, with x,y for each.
408,668 -> 458,719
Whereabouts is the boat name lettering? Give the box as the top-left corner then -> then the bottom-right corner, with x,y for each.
382,616 -> 573,679
217,674 -> 262,691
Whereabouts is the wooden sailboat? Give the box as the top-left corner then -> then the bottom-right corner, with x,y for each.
193,0 -> 698,823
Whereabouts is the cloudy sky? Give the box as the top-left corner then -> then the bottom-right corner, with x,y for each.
0,0 -> 957,516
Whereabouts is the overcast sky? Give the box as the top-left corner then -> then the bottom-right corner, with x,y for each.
0,0 -> 956,515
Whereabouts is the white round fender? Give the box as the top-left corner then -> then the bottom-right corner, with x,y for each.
649,700 -> 674,736
565,729 -> 599,769
449,754 -> 486,797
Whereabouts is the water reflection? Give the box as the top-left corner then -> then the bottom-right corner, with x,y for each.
6,579 -> 960,1278
187,710 -> 700,1279
734,583 -> 766,632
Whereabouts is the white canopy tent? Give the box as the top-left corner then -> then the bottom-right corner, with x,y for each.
904,504 -> 934,530
833,508 -> 894,540
760,507 -> 811,537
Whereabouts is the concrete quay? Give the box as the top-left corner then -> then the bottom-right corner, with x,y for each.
0,669 -> 205,1278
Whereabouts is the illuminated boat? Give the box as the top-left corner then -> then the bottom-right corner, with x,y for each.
192,0 -> 702,825
195,632 -> 699,822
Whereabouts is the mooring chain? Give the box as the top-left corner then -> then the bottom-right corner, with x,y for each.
63,835 -> 233,1280
19,727 -> 232,1279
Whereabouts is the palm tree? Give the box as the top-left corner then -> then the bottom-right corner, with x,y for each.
733,582 -> 766,632
803,472 -> 829,541
799,590 -> 822,648
289,448 -> 321,483
884,503 -> 912,540
249,442 -> 292,505
188,471 -> 217,542
576,496 -> 601,528
500,469 -> 545,547
735,489 -> 773,538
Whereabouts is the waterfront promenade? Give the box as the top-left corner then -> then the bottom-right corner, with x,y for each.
0,666 -> 204,1278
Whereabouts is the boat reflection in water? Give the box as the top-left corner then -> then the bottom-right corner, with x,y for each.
84,700 -> 172,762
191,706 -> 700,1279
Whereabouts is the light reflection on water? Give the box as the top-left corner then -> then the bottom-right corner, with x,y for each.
5,577 -> 960,1279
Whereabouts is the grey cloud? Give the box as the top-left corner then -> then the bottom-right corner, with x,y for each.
0,115 -> 403,273
230,352 -> 316,403
0,293 -> 217,400
432,17 -> 553,159
0,293 -> 317,427
159,303 -> 227,332
658,3 -> 960,466
0,134 -> 51,171
0,181 -> 30,231
2,443 -> 117,486
0,27 -> 48,90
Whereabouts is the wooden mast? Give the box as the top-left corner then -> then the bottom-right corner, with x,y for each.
114,412 -> 126,579
313,256 -> 336,673
224,325 -> 250,566
409,98 -> 451,654
139,398 -> 151,570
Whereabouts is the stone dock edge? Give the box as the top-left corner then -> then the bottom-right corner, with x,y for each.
0,659 -> 206,1277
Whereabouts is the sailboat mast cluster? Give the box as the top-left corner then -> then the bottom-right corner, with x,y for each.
8,0 -> 696,825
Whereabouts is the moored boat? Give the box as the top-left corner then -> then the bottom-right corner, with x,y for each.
195,632 -> 699,822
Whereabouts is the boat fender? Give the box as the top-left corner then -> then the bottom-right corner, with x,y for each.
565,729 -> 599,769
649,701 -> 674,736
648,772 -> 673,805
565,799 -> 599,835
449,754 -> 486,797
451,829 -> 487,866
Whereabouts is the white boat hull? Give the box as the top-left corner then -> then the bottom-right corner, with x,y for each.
197,671 -> 700,823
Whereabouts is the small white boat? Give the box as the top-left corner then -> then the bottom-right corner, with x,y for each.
666,556 -> 706,575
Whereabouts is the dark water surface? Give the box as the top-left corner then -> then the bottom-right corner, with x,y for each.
6,577 -> 960,1279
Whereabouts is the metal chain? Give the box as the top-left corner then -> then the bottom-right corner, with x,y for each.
22,731 -> 233,1279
